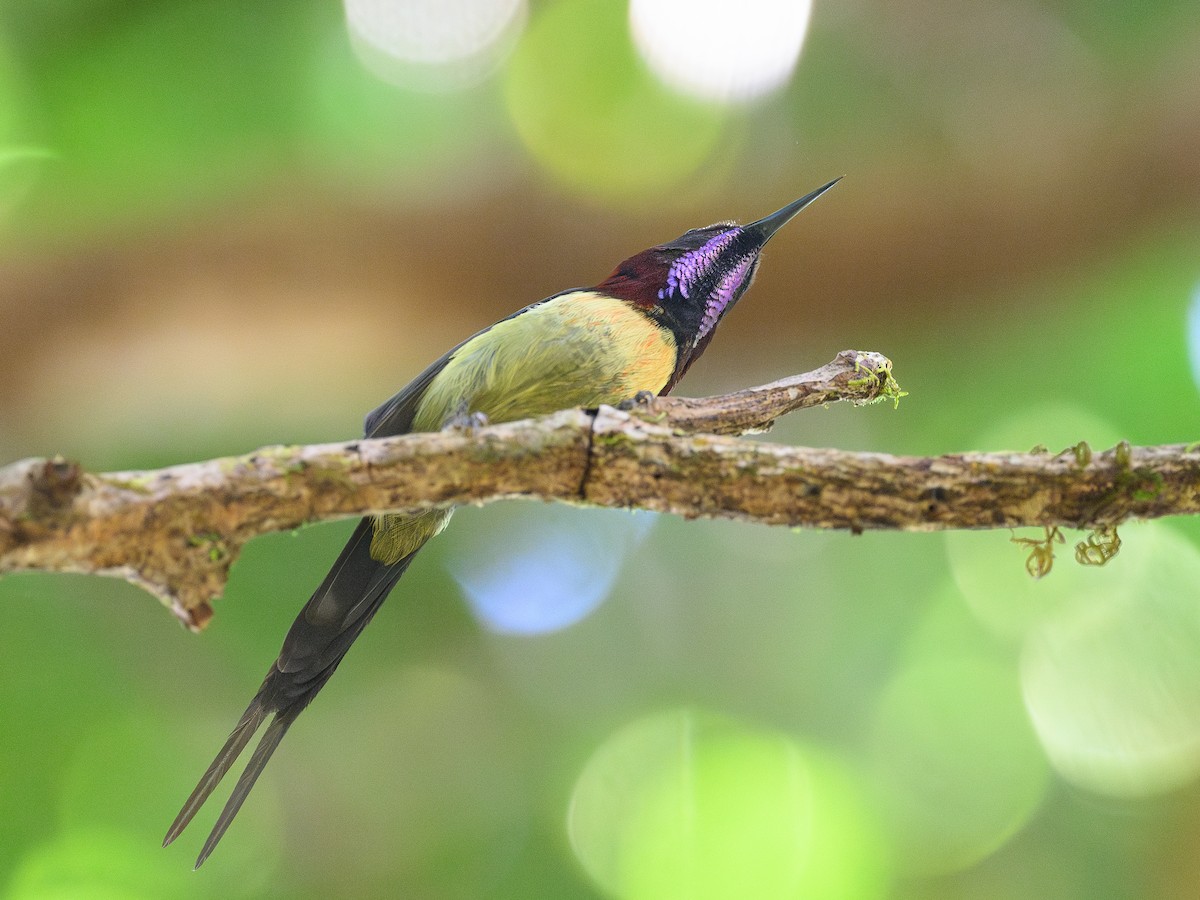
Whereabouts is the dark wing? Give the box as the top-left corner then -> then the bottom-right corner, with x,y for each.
363,346 -> 458,438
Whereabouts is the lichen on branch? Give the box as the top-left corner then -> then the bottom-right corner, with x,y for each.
1,350 -> 1196,632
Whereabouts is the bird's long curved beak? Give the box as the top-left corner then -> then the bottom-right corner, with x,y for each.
745,177 -> 843,244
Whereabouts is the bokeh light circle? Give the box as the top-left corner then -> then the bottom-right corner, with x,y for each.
344,0 -> 526,90
869,657 -> 1049,875
449,505 -> 656,635
629,0 -> 812,103
1021,524 -> 1200,797
504,0 -> 726,203
7,829 -> 197,900
568,708 -> 890,899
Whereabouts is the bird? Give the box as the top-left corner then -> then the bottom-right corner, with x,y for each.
163,177 -> 841,868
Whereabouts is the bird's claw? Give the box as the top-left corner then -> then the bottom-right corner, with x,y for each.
442,400 -> 490,432
617,390 -> 657,412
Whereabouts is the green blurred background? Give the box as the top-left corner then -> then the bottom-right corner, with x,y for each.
1,0 -> 1199,897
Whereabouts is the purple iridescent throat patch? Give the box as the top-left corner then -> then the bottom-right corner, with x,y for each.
658,228 -> 753,347
696,254 -> 754,346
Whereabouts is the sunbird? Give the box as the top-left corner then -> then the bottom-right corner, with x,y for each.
164,177 -> 840,867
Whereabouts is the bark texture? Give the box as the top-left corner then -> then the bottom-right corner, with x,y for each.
1,351 -> 1193,630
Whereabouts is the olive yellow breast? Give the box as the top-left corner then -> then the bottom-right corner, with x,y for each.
412,290 -> 677,431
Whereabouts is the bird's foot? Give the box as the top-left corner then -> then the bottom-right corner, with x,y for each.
442,400 -> 490,432
617,390 -> 657,412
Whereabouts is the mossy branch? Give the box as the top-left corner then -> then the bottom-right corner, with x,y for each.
0,350 -> 1194,631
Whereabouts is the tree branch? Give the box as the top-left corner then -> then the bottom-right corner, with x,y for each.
0,350 -> 1194,631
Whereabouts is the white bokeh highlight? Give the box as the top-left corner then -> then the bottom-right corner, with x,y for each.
629,0 -> 813,103
345,0 -> 526,90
